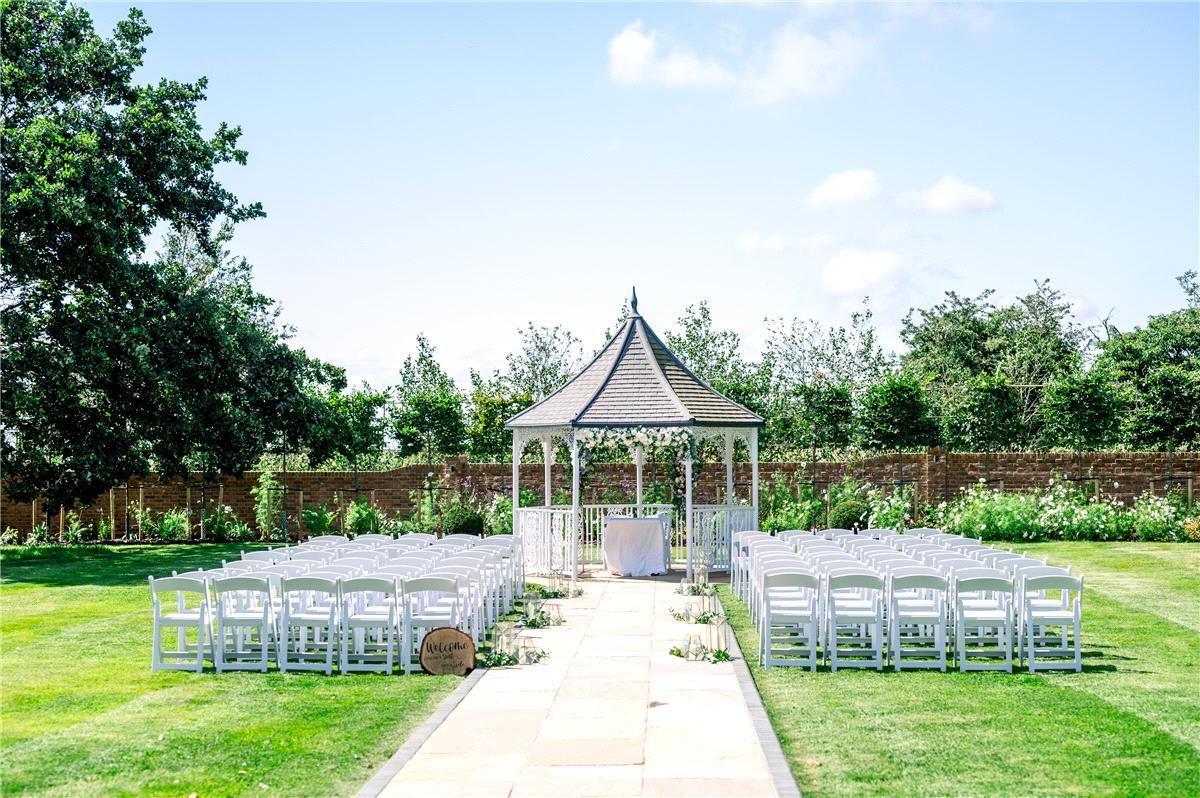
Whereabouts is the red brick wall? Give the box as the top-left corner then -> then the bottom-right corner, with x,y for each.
2,450 -> 1196,537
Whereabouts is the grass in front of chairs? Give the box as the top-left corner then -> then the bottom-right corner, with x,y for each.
719,542 -> 1200,798
0,545 -> 459,797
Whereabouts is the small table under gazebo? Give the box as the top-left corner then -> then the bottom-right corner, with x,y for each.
505,291 -> 764,584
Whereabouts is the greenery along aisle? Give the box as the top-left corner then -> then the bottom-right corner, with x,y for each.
718,542 -> 1200,798
0,546 -> 458,797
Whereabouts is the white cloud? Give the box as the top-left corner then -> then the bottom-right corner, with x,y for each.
738,230 -> 786,251
805,168 -> 881,208
608,20 -> 733,88
796,232 -> 836,248
607,20 -> 871,103
741,25 -> 873,104
819,248 -> 901,294
899,175 -> 996,213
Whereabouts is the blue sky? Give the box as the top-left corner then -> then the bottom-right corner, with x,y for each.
85,2 -> 1199,388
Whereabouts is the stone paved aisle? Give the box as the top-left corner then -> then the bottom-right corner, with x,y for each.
375,574 -> 779,798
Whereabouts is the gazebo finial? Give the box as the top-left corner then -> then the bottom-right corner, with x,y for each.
631,286 -> 639,316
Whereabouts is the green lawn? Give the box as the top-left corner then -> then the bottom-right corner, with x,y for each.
719,542 -> 1200,798
0,545 -> 458,797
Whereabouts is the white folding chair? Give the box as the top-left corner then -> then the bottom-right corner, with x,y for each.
339,576 -> 402,674
888,569 -> 948,672
954,570 -> 1014,672
213,575 -> 276,672
278,576 -> 339,675
149,576 -> 212,672
402,576 -> 461,675
1020,573 -> 1082,672
825,572 -> 885,671
760,570 -> 820,670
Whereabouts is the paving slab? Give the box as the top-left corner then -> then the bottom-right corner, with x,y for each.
369,573 -> 790,798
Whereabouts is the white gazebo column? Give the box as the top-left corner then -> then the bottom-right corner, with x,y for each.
750,428 -> 760,527
570,434 -> 580,587
511,430 -> 522,536
684,454 -> 694,581
634,445 -> 644,514
725,430 -> 735,506
542,436 -> 553,507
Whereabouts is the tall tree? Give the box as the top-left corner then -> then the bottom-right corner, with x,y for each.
327,385 -> 388,485
395,333 -> 457,400
795,380 -> 854,476
505,323 -> 582,402
1038,368 -> 1124,478
465,370 -> 533,462
392,390 -> 467,469
1127,365 -> 1200,476
0,0 -> 298,513
941,373 -> 1024,481
856,372 -> 940,485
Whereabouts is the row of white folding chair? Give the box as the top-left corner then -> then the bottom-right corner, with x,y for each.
227,574 -> 461,675
155,561 -> 480,674
788,544 -> 999,671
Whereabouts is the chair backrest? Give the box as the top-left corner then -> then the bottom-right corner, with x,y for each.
280,576 -> 339,595
214,575 -> 272,596
375,564 -> 424,579
355,534 -> 395,544
335,556 -> 381,570
260,563 -> 311,578
241,550 -> 281,563
308,535 -> 349,543
290,550 -> 332,564
828,572 -> 884,591
906,527 -> 942,537
404,575 -> 460,595
149,576 -> 208,596
891,570 -> 948,592
955,569 -> 1012,594
763,570 -> 819,591
1023,574 -> 1082,594
341,576 -> 400,596
399,532 -> 436,544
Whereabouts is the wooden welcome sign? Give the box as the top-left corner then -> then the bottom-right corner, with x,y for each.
419,627 -> 476,676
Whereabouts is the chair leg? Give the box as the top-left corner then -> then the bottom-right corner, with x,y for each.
152,620 -> 162,673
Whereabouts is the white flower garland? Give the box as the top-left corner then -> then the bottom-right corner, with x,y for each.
575,427 -> 694,459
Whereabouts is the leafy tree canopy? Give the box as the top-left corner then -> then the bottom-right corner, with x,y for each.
504,323 -> 581,402
0,0 -> 340,510
942,373 -> 1025,453
465,370 -> 533,462
392,389 -> 467,467
1038,368 -> 1125,454
856,372 -> 940,453
901,281 -> 1088,428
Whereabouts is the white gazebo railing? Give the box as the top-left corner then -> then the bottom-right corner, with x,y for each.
518,507 -> 573,576
578,503 -> 673,565
516,501 -> 757,576
689,505 -> 757,571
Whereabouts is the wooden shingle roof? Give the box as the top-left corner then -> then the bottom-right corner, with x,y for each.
506,309 -> 764,430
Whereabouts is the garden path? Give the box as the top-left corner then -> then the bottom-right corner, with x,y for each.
374,573 -> 779,798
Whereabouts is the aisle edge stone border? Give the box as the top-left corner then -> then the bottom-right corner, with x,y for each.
354,668 -> 485,798
720,595 -> 804,798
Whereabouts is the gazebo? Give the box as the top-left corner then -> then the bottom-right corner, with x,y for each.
505,291 -> 764,583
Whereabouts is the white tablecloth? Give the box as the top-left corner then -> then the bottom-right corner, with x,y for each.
602,516 -> 668,577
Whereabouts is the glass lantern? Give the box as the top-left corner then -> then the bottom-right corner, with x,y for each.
695,563 -> 708,586
705,616 -> 730,653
